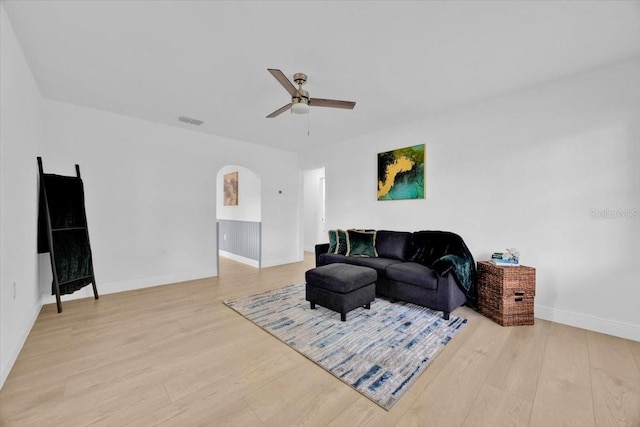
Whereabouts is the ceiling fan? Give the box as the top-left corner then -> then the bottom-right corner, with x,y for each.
266,69 -> 356,118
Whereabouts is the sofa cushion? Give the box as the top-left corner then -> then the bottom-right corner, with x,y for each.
319,253 -> 402,276
375,230 -> 412,261
386,262 -> 438,290
347,229 -> 377,257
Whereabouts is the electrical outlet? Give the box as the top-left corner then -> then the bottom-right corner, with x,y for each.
13,282 -> 16,300
224,234 -> 227,240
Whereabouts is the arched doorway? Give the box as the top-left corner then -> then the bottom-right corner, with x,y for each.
216,165 -> 262,272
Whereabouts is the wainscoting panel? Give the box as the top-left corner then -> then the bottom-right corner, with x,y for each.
217,220 -> 261,266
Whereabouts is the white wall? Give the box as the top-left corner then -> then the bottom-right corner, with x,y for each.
301,58 -> 640,341
216,165 -> 261,222
37,99 -> 302,304
303,168 -> 325,252
0,4 -> 44,388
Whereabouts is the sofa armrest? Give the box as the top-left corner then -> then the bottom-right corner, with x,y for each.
431,254 -> 469,278
430,254 -> 477,305
315,243 -> 330,267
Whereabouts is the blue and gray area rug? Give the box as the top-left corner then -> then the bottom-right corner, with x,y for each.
224,283 -> 467,410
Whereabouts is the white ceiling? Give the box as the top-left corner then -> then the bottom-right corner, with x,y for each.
4,1 -> 640,153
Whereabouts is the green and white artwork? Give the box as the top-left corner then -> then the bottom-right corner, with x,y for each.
377,144 -> 425,201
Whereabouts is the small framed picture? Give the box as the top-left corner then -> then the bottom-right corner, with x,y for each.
223,172 -> 238,206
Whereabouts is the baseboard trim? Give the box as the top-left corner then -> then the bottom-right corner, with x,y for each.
535,304 -> 640,342
260,254 -> 304,268
0,301 -> 42,389
40,268 -> 217,305
219,250 -> 259,268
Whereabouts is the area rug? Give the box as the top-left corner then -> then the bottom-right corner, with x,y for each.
224,284 -> 467,410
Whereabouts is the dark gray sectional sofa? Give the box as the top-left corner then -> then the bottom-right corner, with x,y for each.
315,229 -> 477,319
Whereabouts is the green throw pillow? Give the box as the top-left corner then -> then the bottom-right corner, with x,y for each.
347,230 -> 377,257
336,229 -> 348,255
328,230 -> 338,253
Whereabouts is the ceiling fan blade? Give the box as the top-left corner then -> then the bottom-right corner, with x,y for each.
310,98 -> 356,110
268,69 -> 300,97
266,103 -> 292,118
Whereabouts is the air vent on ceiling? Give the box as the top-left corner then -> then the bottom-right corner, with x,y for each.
178,116 -> 204,126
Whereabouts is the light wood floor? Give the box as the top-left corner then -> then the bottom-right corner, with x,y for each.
1,253 -> 639,426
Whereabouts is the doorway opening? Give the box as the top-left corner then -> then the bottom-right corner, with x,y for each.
303,167 -> 326,253
216,165 -> 262,274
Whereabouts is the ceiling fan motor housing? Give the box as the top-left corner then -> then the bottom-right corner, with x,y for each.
293,89 -> 309,104
292,89 -> 310,114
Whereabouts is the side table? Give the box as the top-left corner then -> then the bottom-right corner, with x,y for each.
477,261 -> 536,326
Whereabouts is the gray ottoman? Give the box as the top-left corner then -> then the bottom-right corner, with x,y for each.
305,263 -> 377,321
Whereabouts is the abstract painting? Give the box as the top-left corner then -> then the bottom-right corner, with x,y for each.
223,171 -> 238,205
377,144 -> 425,200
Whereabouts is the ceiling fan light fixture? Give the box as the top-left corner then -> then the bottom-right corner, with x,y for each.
291,101 -> 309,114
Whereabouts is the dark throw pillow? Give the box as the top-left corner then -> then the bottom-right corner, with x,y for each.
328,230 -> 338,253
336,229 -> 348,255
346,230 -> 377,257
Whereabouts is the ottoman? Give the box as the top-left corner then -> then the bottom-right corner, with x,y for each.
305,263 -> 377,321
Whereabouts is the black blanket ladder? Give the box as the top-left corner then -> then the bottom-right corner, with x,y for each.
37,157 -> 99,313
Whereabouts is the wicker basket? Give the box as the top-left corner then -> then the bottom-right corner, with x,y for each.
477,261 -> 536,326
